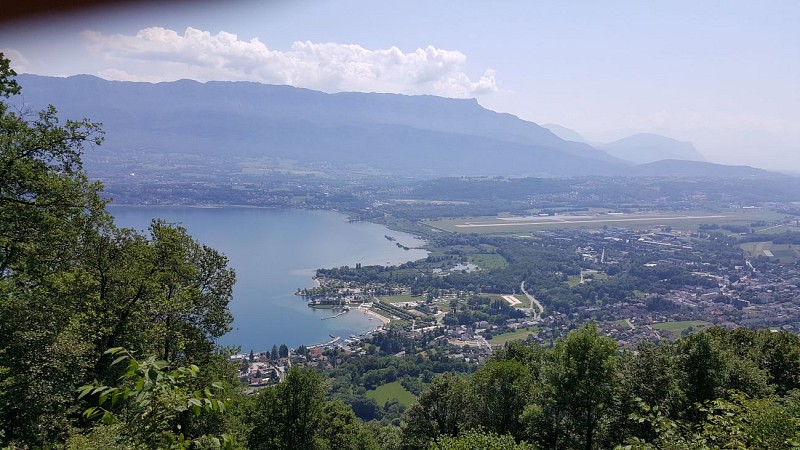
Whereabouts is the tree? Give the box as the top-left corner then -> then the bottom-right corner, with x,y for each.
471,359 -> 530,439
0,52 -> 236,447
279,343 -> 289,358
248,367 -> 326,450
753,329 -> 800,395
271,345 -> 279,361
317,399 -> 380,450
530,323 -> 617,450
675,329 -> 769,417
622,392 -> 800,450
604,341 -> 684,444
83,220 -> 235,374
0,51 -> 108,445
401,374 -> 473,449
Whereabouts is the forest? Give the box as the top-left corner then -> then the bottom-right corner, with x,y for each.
2,53 -> 799,449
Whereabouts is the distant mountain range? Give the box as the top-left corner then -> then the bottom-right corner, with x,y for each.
13,74 -> 774,179
542,124 -> 707,166
598,133 -> 706,165
541,124 -> 589,144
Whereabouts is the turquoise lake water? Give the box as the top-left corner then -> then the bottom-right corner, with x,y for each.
109,206 -> 427,352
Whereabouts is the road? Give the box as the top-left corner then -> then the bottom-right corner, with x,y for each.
520,281 -> 544,321
477,334 -> 493,355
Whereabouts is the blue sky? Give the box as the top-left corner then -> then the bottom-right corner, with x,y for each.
2,0 -> 798,171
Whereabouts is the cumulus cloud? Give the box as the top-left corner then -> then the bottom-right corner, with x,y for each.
1,48 -> 29,73
82,27 -> 497,98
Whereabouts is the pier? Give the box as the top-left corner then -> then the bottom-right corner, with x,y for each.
321,308 -> 349,320
308,335 -> 340,349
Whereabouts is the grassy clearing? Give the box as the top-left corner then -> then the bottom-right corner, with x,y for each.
377,294 -> 420,304
369,308 -> 394,320
366,381 -> 416,407
488,328 -> 538,346
512,294 -> 530,308
611,319 -> 632,329
651,320 -> 712,336
468,253 -> 508,270
566,272 -> 608,287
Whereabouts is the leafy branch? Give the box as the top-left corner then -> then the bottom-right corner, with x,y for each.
77,347 -> 232,449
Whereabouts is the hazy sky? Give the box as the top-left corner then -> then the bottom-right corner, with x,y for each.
2,0 -> 798,171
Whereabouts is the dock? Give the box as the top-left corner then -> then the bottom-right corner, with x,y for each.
308,335 -> 340,349
321,308 -> 349,320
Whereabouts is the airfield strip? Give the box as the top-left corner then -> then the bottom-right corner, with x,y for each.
454,215 -> 728,228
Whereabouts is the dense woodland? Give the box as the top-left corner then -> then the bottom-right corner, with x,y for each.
2,54 -> 800,449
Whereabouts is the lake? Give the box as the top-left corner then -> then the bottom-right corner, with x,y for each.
109,206 -> 427,352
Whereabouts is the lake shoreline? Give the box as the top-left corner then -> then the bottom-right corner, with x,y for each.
110,205 -> 426,350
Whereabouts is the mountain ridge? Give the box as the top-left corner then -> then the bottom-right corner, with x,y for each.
598,133 -> 706,164
13,74 -> 773,179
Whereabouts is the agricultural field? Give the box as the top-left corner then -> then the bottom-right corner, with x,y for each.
366,381 -> 416,407
488,327 -> 538,346
741,242 -> 800,264
425,208 -> 784,235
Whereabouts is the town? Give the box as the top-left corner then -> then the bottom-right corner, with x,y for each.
234,207 -> 800,398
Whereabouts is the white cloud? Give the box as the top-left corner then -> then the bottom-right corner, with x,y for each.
1,48 -> 29,73
82,27 -> 497,98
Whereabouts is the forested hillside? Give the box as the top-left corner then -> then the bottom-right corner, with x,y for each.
2,53 -> 799,449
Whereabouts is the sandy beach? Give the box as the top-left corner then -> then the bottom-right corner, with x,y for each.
358,306 -> 391,326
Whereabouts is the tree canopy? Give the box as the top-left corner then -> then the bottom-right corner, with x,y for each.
0,52 -> 236,447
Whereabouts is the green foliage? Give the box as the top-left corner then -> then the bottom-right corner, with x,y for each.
248,367 -> 325,449
0,54 -> 20,98
0,52 -> 237,448
248,367 -> 378,450
523,323 -> 618,449
620,392 -> 800,450
401,374 -> 474,449
75,347 -> 232,449
366,381 -> 416,407
317,399 -> 380,450
428,430 -> 535,450
0,51 -> 109,445
472,360 -> 531,438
